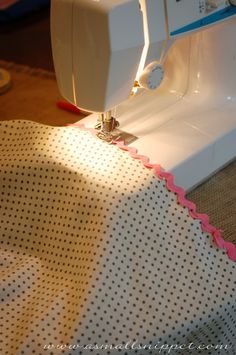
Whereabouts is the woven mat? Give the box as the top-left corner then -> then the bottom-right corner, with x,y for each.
188,162 -> 236,243
0,60 -> 85,125
0,60 -> 235,244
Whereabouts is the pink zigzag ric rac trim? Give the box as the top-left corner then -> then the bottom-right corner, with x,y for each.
68,123 -> 236,262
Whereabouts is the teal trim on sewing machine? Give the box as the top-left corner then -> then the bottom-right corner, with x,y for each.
170,5 -> 236,36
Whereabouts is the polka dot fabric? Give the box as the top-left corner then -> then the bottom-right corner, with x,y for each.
0,120 -> 235,355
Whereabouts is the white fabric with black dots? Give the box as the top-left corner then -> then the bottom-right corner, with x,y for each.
0,121 -> 235,355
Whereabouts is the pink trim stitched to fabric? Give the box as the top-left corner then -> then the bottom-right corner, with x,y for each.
69,123 -> 236,262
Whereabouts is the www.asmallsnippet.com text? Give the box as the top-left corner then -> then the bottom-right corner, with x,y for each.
44,341 -> 231,353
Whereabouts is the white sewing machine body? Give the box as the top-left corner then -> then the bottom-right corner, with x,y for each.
51,0 -> 236,191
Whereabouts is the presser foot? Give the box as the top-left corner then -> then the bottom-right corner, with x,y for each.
96,126 -> 138,145
95,112 -> 138,145
96,130 -> 115,143
95,113 -> 119,143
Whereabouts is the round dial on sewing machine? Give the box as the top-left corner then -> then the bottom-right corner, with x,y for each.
138,62 -> 164,90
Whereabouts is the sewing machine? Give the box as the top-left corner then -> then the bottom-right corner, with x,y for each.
51,0 -> 236,191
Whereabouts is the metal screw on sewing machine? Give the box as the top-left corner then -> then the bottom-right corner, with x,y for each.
95,114 -> 102,130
